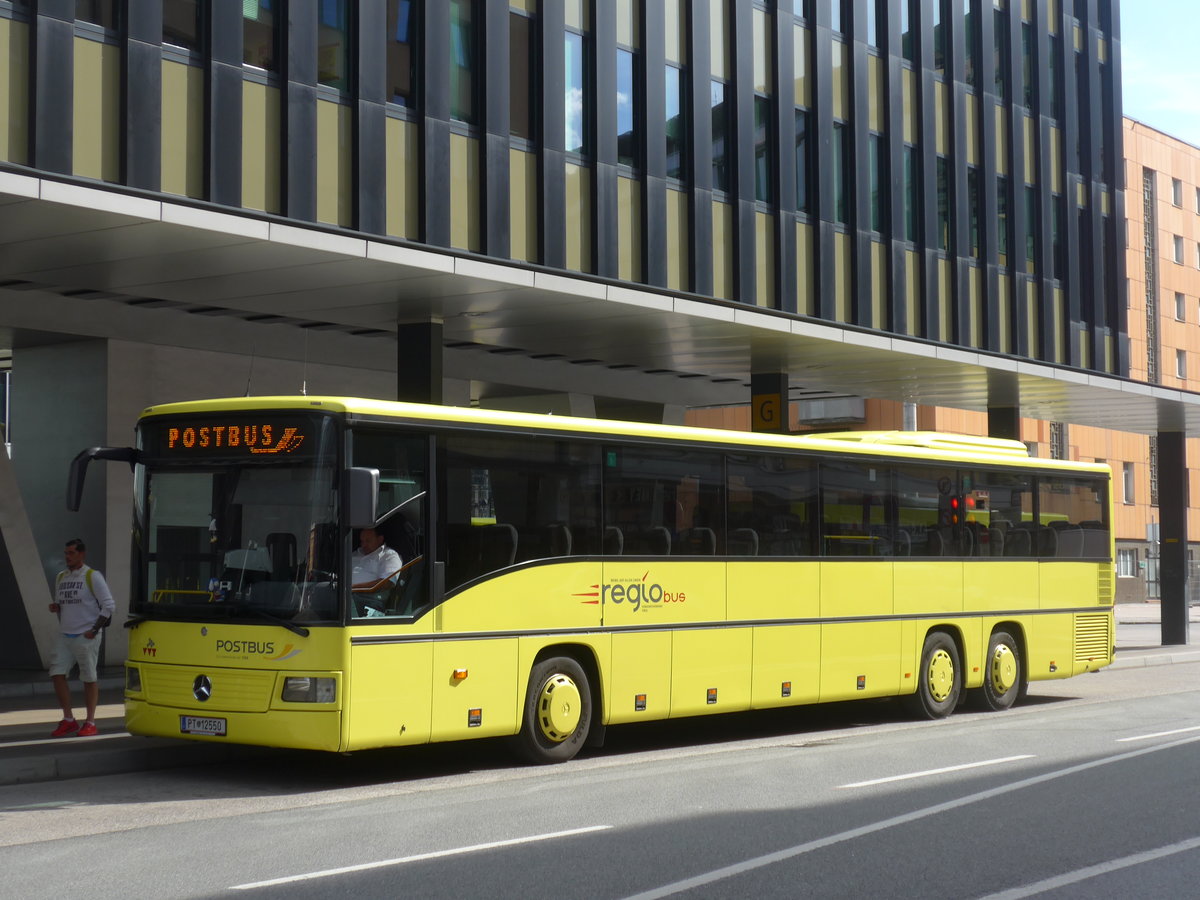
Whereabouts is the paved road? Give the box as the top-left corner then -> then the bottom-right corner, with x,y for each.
2,655 -> 1199,898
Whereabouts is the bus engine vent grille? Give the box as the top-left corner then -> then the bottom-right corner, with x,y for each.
1074,614 -> 1111,663
1097,566 -> 1114,602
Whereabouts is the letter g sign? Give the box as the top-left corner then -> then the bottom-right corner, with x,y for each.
753,393 -> 781,431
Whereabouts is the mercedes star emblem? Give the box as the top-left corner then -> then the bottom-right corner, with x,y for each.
193,674 -> 213,702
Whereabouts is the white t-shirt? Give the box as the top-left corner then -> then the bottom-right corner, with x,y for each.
352,545 -> 402,587
55,565 -> 115,634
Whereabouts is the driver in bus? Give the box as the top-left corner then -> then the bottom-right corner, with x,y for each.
351,527 -> 403,593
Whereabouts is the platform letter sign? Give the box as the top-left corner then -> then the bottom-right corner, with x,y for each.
753,392 -> 782,431
751,373 -> 789,433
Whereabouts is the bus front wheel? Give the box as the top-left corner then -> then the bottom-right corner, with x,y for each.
971,630 -> 1024,711
906,631 -> 961,719
513,656 -> 592,764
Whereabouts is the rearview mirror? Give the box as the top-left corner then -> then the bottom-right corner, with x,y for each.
67,447 -> 138,511
343,467 -> 379,528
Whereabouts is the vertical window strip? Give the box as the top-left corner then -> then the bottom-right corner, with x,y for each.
565,31 -> 588,155
795,109 -> 809,213
869,132 -> 882,231
163,0 -> 202,52
755,96 -> 772,204
617,48 -> 637,168
833,122 -> 847,224
901,0 -> 914,63
317,0 -> 350,92
244,0 -> 278,71
712,81 -> 730,192
666,64 -> 686,181
997,175 -> 1009,264
450,0 -> 476,123
390,0 -> 418,109
968,167 -> 981,257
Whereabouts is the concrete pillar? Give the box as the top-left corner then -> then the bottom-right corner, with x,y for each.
1158,430 -> 1189,645
0,446 -> 53,668
987,406 -> 1021,442
397,321 -> 443,404
11,341 -> 111,667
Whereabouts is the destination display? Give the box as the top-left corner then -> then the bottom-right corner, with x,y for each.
142,415 -> 324,459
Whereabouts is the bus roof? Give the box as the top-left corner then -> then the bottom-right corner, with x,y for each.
138,396 -> 1109,474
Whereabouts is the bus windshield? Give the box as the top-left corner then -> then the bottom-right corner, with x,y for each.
135,416 -> 342,625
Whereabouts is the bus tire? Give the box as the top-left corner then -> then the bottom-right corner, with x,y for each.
512,656 -> 592,765
971,630 -> 1023,711
906,631 -> 961,719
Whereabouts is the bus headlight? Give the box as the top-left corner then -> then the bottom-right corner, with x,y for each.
281,676 -> 336,703
125,665 -> 142,692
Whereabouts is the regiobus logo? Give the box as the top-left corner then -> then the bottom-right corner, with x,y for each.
573,571 -> 687,612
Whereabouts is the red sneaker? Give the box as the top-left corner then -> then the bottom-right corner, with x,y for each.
76,721 -> 98,737
51,718 -> 79,738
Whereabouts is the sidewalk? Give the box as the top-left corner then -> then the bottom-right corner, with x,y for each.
0,668 -> 264,786
2,604 -> 1198,787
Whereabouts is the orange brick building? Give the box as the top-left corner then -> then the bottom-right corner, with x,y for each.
690,118 -> 1200,604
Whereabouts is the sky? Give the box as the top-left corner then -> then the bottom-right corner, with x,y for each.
1119,0 -> 1200,147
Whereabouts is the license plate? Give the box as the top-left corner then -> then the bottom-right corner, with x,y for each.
180,715 -> 226,736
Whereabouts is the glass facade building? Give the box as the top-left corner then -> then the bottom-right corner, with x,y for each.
0,0 -> 1125,374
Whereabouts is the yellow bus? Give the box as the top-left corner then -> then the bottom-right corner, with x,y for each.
70,396 -> 1114,763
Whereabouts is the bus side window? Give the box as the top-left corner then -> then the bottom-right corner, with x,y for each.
726,453 -> 814,558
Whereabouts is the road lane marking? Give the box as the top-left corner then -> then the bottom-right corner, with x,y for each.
625,732 -> 1200,900
973,835 -> 1200,899
1116,724 -> 1200,742
229,825 -> 613,890
837,755 -> 1035,788
1,733 -> 131,750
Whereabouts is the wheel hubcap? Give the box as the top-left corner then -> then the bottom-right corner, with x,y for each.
990,644 -> 1017,694
536,673 -> 582,742
927,648 -> 955,703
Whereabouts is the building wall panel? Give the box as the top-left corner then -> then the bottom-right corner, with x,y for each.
160,59 -> 203,199
72,36 -> 119,183
241,81 -> 280,214
0,18 -> 28,165
316,99 -> 352,228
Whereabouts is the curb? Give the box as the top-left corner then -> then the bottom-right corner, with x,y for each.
0,675 -> 124,700
0,740 -> 271,787
1109,650 -> 1200,670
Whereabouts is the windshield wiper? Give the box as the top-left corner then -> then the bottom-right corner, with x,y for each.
376,490 -> 427,527
233,605 -> 311,637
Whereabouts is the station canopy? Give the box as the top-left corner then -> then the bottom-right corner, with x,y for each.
1,171 -> 1197,434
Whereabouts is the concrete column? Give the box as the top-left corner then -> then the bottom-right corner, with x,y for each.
11,341 -> 111,666
396,322 -> 444,404
0,447 -> 53,668
1157,430 -> 1189,645
988,406 -> 1021,442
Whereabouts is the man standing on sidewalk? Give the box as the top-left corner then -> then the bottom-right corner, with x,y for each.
48,538 -> 114,737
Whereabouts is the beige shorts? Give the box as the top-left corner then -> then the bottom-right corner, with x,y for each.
49,631 -> 102,682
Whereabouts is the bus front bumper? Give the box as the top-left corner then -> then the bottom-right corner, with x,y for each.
125,698 -> 343,752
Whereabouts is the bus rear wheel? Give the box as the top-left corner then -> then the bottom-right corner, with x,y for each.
906,631 -> 961,719
512,656 -> 592,764
971,630 -> 1024,711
